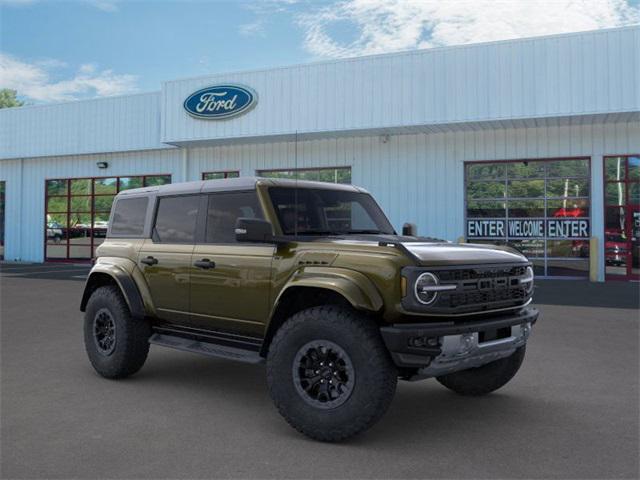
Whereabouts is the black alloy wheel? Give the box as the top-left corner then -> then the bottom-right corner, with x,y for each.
292,340 -> 355,409
93,308 -> 117,356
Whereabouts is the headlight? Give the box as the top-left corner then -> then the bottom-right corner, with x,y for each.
521,266 -> 534,294
414,272 -> 444,305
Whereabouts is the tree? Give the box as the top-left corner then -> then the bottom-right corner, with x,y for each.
0,89 -> 24,109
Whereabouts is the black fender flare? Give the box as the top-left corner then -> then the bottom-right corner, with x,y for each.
80,265 -> 146,320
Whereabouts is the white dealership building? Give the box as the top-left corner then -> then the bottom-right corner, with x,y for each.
0,26 -> 638,281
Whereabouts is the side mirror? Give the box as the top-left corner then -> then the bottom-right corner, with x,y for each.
235,218 -> 274,243
402,222 -> 417,236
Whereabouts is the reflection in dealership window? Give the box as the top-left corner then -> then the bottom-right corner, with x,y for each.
202,171 -> 240,180
630,184 -> 639,204
603,156 -> 639,278
45,175 -> 171,260
259,167 -> 352,185
508,239 -> 545,257
507,180 -> 545,198
547,199 -> 589,218
467,164 -> 505,180
605,157 -> 625,181
507,200 -> 545,218
465,159 -> 591,277
466,181 -> 505,199
546,179 -> 590,197
547,159 -> 589,177
506,161 -> 546,178
466,200 -> 506,218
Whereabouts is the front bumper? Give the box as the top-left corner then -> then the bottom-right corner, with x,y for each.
380,307 -> 539,380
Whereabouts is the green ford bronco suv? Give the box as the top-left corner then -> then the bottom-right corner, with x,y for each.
81,177 -> 538,441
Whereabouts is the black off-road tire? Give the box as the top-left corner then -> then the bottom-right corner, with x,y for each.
436,346 -> 526,396
84,285 -> 151,379
266,306 -> 397,442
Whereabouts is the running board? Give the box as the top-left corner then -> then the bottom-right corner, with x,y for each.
149,333 -> 264,364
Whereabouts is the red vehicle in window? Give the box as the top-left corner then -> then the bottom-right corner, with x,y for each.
553,206 -> 586,218
605,230 -> 628,266
553,206 -> 590,257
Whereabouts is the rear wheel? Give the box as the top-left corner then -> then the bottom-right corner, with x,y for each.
84,285 -> 150,379
436,346 -> 526,396
266,306 -> 397,442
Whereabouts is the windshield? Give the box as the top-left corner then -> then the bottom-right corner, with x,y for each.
268,187 -> 395,236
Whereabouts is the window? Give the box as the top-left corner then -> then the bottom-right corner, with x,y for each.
45,175 -> 171,260
205,192 -> 263,243
258,167 -> 351,184
110,197 -> 148,236
154,195 -> 200,244
202,171 -> 240,180
603,155 -> 639,280
268,187 -> 394,235
143,175 -> 172,187
465,159 -> 591,277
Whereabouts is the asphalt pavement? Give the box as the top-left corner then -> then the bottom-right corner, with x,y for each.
1,263 -> 638,479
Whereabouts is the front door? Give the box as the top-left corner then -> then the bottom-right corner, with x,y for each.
189,191 -> 274,336
604,155 -> 639,280
138,194 -> 200,322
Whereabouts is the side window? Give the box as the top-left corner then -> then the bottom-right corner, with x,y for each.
154,195 -> 200,243
110,197 -> 148,236
206,192 -> 263,243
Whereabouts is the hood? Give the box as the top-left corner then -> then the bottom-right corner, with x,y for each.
401,242 -> 527,266
301,234 -> 527,266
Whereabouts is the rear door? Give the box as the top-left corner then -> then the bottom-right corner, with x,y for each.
189,191 -> 275,335
138,194 -> 201,323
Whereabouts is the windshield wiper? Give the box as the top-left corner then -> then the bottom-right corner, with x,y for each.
345,229 -> 387,234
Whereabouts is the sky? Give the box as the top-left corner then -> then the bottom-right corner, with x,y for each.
1,0 -> 639,104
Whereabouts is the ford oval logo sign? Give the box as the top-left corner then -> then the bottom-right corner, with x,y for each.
183,84 -> 257,120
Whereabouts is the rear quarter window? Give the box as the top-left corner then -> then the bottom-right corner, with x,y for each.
110,197 -> 148,236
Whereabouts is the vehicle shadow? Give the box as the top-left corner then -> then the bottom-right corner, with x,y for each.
133,349 -> 271,403
131,350 -> 566,448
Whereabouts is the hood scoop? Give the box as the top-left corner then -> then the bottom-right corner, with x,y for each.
394,242 -> 527,266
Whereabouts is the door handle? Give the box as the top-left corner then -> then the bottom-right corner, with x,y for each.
140,256 -> 158,266
194,259 -> 216,269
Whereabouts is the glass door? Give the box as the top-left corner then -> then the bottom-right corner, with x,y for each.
604,156 -> 639,280
45,175 -> 171,261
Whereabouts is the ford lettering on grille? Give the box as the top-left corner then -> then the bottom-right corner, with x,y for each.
433,264 -> 530,313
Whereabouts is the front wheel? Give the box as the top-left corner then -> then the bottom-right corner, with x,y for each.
436,346 -> 526,396
266,306 -> 397,442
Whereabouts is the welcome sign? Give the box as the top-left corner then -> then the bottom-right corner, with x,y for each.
467,219 -> 590,239
184,84 -> 257,119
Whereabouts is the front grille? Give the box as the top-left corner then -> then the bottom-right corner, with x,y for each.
437,265 -> 527,282
434,264 -> 530,313
402,263 -> 532,315
448,285 -> 528,308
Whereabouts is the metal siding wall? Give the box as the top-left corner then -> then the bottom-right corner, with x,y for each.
162,27 -> 639,144
0,92 -> 168,160
2,121 -> 638,281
